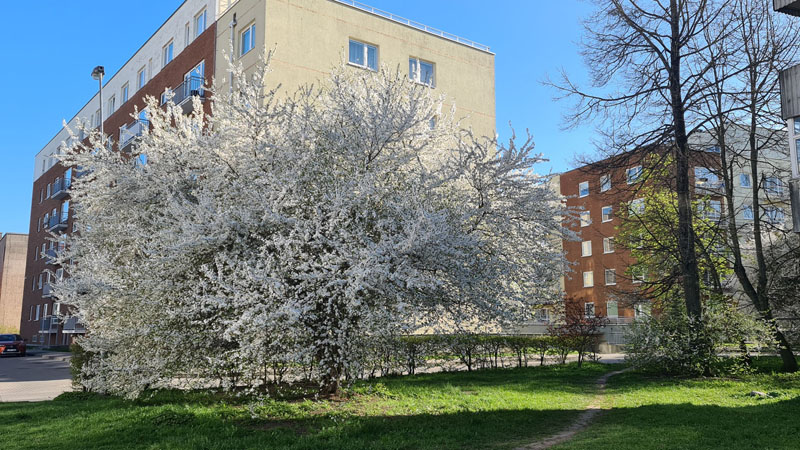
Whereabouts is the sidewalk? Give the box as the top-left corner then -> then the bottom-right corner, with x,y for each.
0,353 -> 73,402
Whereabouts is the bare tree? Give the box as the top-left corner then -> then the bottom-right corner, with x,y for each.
696,0 -> 800,371
550,0 -> 740,366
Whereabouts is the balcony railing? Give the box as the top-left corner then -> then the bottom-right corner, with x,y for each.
332,0 -> 491,53
51,177 -> 70,200
170,76 -> 205,112
47,215 -> 68,232
119,118 -> 149,151
62,316 -> 86,334
39,315 -> 59,334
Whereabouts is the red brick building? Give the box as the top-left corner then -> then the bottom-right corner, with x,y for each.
19,15 -> 217,345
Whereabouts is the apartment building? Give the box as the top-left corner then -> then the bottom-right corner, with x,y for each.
557,134 -> 791,348
774,0 -> 800,232
0,233 -> 28,333
20,0 -> 496,345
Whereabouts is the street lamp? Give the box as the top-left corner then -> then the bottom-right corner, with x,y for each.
91,65 -> 105,139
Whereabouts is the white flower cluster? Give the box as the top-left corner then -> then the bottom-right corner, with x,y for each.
56,53 -> 572,397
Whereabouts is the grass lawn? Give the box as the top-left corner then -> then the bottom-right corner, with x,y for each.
554,357 -> 800,450
0,363 -> 611,450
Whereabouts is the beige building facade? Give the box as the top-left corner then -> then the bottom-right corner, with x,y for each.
215,0 -> 496,138
0,233 -> 28,333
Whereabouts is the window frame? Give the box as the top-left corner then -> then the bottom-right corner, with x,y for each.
163,40 -> 174,67
626,166 -> 642,184
194,8 -> 207,38
121,83 -> 129,103
241,23 -> 256,56
742,204 -> 754,220
600,174 -> 611,192
740,173 -> 751,188
348,39 -> 378,71
409,57 -> 436,87
578,181 -> 589,197
606,300 -> 619,318
584,302 -> 595,318
580,211 -> 591,227
137,67 -> 147,90
603,237 -> 614,254
605,269 -> 616,286
601,206 -> 613,222
583,271 -> 594,288
581,240 -> 592,257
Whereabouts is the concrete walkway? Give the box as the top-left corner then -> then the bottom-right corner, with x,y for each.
0,352 -> 73,402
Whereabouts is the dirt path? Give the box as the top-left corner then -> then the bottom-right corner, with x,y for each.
515,368 -> 629,450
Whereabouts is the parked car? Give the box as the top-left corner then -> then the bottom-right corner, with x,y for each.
0,334 -> 26,357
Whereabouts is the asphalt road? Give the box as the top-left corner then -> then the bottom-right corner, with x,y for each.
0,352 -> 72,402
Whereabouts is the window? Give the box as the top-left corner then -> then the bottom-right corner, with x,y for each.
241,24 -> 256,56
632,266 -> 646,284
584,302 -> 595,318
627,166 -> 642,184
163,40 -> 174,67
701,200 -> 721,221
47,183 -> 51,198
742,205 -> 754,220
194,8 -> 207,37
348,39 -> 377,71
38,272 -> 43,289
37,217 -> 41,233
603,237 -> 614,254
630,198 -> 645,215
35,305 -> 40,321
765,207 -> 785,224
39,188 -> 43,203
600,174 -> 611,192
764,177 -> 784,196
706,145 -> 721,153
160,88 -> 172,105
581,241 -> 592,257
95,109 -> 101,127
583,271 -> 594,287
29,305 -> 33,321
695,167 -> 722,190
580,211 -> 591,227
43,303 -> 48,319
61,200 -> 70,223
185,22 -> 191,46
605,269 -> 616,285
41,243 -> 46,260
579,181 -> 589,197
602,206 -> 613,222
108,95 -> 116,115
409,57 -> 435,87
122,83 -> 129,103
606,301 -> 618,318
534,309 -> 549,323
137,67 -> 147,90
740,173 -> 751,188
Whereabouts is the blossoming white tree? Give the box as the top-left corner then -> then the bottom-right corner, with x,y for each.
57,54 -> 571,397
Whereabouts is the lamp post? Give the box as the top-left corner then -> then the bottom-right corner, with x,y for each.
91,66 -> 105,139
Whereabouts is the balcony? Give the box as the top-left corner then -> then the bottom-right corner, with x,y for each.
47,215 -> 68,232
119,118 -> 149,152
39,315 -> 59,334
169,76 -> 206,114
42,283 -> 54,298
775,0 -> 800,16
51,177 -> 70,200
62,316 -> 86,334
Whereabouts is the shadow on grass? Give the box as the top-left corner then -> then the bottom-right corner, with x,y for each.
554,396 -> 800,450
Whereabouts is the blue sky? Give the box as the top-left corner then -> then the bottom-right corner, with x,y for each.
0,0 -> 597,234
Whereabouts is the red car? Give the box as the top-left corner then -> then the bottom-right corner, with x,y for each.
0,334 -> 26,357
